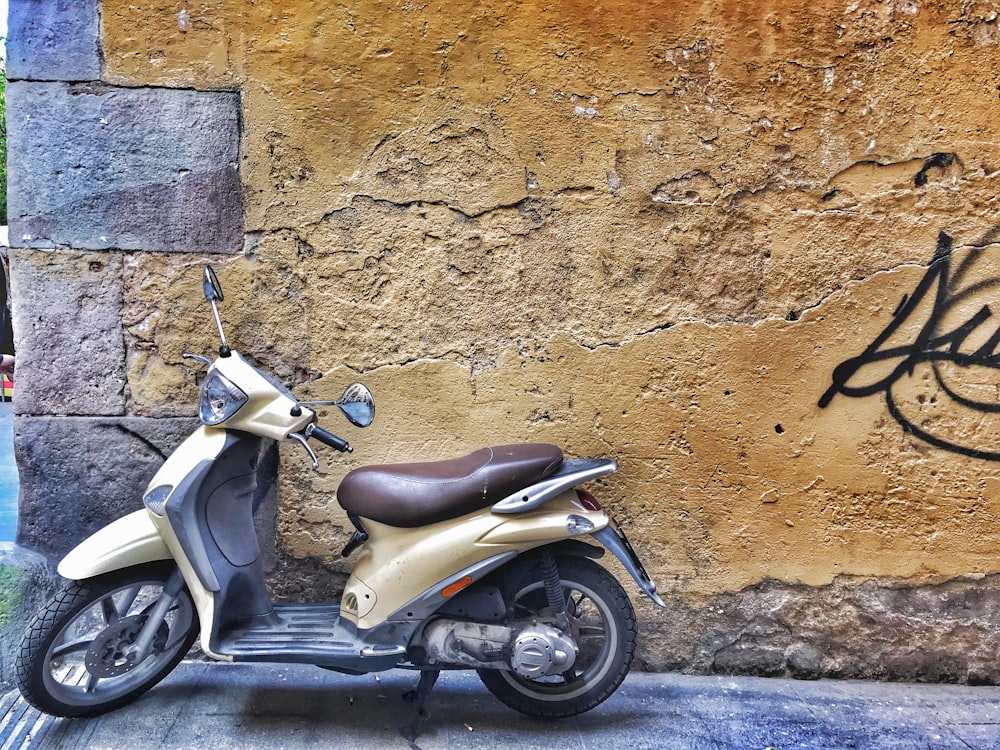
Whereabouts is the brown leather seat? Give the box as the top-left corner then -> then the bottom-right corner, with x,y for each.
337,443 -> 564,527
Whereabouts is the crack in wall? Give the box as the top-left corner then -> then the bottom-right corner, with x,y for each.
111,422 -> 170,461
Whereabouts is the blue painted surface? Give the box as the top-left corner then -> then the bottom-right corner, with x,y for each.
0,401 -> 17,542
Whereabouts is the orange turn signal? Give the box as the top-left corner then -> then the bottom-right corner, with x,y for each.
441,575 -> 473,598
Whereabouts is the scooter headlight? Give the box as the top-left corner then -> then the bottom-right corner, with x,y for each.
199,370 -> 248,425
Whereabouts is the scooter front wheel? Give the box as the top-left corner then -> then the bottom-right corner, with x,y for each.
477,556 -> 637,718
15,561 -> 199,718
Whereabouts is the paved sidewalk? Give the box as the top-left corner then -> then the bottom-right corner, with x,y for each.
3,662 -> 1000,749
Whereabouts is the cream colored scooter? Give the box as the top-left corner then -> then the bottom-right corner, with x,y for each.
16,266 -> 664,722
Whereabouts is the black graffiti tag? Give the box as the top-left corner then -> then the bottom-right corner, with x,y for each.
818,230 -> 1000,460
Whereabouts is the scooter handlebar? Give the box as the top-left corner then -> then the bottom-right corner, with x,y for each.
308,424 -> 353,453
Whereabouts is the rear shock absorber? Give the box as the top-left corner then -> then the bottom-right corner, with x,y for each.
539,549 -> 570,631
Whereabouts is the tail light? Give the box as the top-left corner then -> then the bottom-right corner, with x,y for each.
576,489 -> 602,511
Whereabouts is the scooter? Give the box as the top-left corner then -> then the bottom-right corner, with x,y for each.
15,265 -> 664,723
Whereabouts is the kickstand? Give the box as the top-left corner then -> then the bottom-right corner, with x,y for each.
399,669 -> 440,746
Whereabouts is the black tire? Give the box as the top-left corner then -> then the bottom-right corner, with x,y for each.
15,562 -> 199,718
478,556 -> 637,718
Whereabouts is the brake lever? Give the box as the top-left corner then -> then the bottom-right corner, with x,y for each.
287,432 -> 319,471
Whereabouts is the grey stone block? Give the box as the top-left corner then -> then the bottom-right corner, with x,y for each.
0,543 -> 57,690
8,82 -> 243,254
14,415 -> 198,557
9,249 -> 126,416
7,0 -> 101,82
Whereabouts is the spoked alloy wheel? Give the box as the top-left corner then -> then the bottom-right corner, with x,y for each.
478,556 -> 637,718
16,562 -> 199,718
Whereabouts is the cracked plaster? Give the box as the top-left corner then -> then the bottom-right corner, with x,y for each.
99,0 -> 1000,594
12,0 -> 1000,680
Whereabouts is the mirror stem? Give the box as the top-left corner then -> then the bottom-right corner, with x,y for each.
209,299 -> 231,357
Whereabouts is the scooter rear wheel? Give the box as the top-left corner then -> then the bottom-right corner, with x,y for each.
477,556 -> 637,718
15,561 -> 199,718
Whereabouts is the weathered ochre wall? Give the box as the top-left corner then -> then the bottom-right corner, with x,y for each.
89,0 -> 1000,677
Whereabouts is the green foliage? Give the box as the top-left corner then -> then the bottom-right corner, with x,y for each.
0,565 -> 21,630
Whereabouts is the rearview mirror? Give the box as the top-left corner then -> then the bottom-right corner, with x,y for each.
203,266 -> 224,302
335,383 -> 375,428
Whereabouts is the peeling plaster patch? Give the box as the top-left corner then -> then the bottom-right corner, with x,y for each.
244,231 -> 264,260
652,171 -> 721,205
574,105 -> 599,118
607,169 -> 622,193
357,122 -> 524,216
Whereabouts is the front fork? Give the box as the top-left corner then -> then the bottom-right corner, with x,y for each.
125,565 -> 187,664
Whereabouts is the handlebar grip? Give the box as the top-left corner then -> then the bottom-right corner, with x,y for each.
309,425 -> 352,453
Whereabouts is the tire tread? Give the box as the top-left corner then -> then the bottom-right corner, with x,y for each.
14,563 -> 197,718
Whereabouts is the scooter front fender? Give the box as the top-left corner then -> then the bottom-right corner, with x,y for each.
57,509 -> 172,580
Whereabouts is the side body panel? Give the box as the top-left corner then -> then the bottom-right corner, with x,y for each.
344,490 -> 609,630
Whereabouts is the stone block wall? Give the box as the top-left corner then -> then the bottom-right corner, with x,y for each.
8,0 -> 1000,682
7,0 -> 240,557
